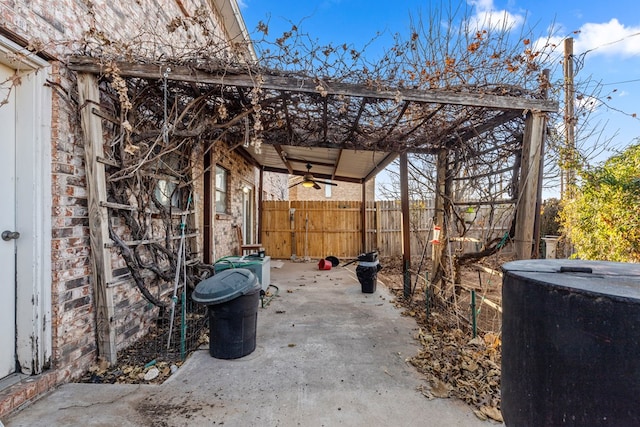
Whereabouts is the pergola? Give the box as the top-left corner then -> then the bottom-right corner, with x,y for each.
71,53 -> 556,275
69,56 -> 556,358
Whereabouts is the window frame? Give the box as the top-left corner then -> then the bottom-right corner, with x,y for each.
215,165 -> 229,214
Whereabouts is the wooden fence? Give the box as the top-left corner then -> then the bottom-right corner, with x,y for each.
261,200 -> 363,259
261,200 -> 437,260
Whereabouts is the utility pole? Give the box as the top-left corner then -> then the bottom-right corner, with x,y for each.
562,37 -> 575,198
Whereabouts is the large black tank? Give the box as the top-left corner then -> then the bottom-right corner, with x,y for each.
502,259 -> 640,426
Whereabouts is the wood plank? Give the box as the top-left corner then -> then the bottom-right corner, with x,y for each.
77,73 -> 117,364
375,201 -> 381,252
453,199 -> 517,206
361,183 -> 366,252
260,199 -> 483,261
68,56 -> 559,112
452,165 -> 516,181
480,297 -> 503,313
96,156 -> 120,168
262,165 -> 362,184
261,200 -> 291,259
100,201 -> 137,211
515,112 -> 546,259
450,237 -> 482,243
104,232 -> 199,248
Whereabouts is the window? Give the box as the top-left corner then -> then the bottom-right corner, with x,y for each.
324,180 -> 332,198
215,165 -> 228,213
154,179 -> 179,208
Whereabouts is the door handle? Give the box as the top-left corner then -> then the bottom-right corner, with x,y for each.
2,230 -> 20,241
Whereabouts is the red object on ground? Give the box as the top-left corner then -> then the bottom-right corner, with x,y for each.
318,259 -> 332,270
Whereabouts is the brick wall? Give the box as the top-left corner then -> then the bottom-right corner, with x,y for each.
48,62 -> 98,373
0,0 -> 244,415
262,171 -> 289,201
0,0 -> 228,58
213,141 -> 259,260
289,178 -> 376,201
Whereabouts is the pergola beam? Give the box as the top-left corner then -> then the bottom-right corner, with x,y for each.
452,165 -> 516,181
287,158 -> 335,169
363,152 -> 398,182
68,56 -> 558,112
373,100 -> 411,145
281,96 -> 299,145
341,99 -> 368,144
273,144 -> 293,174
322,97 -> 329,142
400,153 -> 411,299
442,110 -> 523,146
514,112 -> 547,259
262,165 -> 362,183
331,149 -> 344,180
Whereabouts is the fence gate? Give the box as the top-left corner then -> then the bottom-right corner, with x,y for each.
261,201 -> 363,259
260,200 -> 439,260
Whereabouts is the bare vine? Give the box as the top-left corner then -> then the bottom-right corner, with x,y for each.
3,1 -> 565,306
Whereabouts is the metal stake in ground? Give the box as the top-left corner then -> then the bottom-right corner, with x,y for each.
167,194 -> 191,350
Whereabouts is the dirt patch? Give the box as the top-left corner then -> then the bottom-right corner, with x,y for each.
78,323 -> 208,385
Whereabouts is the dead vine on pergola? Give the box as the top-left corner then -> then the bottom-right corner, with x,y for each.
60,1 -> 558,308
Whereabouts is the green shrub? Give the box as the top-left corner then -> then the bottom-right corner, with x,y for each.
560,143 -> 640,262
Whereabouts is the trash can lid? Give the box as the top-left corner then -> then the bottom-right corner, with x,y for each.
192,268 -> 260,305
502,259 -> 640,302
357,251 -> 378,262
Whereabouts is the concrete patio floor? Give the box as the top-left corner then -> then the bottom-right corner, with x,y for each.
3,260 -> 495,426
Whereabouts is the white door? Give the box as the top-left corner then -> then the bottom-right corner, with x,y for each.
0,62 -> 17,378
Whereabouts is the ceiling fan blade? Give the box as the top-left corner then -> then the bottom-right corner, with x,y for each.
314,180 -> 338,186
313,182 -> 321,190
288,180 -> 303,189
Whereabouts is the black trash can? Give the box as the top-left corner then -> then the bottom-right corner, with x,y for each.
192,268 -> 261,359
502,259 -> 640,426
355,251 -> 381,293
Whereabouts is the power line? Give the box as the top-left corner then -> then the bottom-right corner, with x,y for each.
601,78 -> 640,86
573,31 -> 640,74
580,31 -> 640,56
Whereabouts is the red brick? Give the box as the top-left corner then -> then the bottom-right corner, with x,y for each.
1,0 -> 242,416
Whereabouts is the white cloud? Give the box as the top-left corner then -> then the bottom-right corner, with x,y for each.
466,0 -> 525,32
573,19 -> 640,58
535,19 -> 640,60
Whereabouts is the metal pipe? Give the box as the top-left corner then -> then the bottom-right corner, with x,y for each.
471,290 -> 477,338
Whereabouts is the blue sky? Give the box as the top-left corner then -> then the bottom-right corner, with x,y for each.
240,0 -> 639,200
240,0 -> 640,167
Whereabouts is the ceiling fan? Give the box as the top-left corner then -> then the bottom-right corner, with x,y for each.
289,163 -> 338,190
